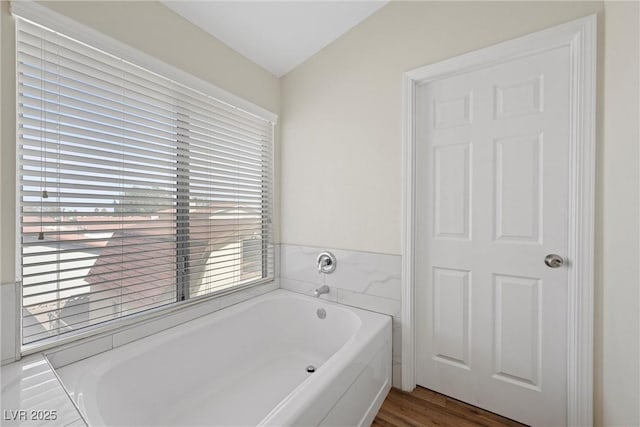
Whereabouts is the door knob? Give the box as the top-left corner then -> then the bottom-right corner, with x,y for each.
544,254 -> 564,268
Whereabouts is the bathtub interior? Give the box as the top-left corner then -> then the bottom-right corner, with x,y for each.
56,292 -> 367,426
89,345 -> 329,426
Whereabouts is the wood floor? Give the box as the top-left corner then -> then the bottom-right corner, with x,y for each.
373,387 -> 526,427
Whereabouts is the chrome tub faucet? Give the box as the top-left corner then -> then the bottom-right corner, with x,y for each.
314,285 -> 330,298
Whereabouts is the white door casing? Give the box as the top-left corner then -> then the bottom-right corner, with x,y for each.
401,15 -> 596,427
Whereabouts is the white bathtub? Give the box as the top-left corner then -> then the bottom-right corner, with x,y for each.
56,289 -> 392,426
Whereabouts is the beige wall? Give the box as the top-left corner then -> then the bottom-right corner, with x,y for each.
280,1 -> 639,424
280,1 -> 607,254
597,1 -> 640,425
0,1 -> 279,361
0,0 -> 17,363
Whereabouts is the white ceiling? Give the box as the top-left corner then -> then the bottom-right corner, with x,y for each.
162,1 -> 389,77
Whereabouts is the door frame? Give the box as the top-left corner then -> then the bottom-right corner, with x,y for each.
401,15 -> 597,426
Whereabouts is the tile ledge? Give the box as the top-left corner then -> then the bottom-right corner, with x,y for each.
1,354 -> 84,426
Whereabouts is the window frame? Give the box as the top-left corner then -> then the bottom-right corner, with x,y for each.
13,1 -> 278,355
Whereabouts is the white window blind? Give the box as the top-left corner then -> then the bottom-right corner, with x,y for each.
16,17 -> 275,345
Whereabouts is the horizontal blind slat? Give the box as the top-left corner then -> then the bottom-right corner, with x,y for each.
17,39 -> 271,137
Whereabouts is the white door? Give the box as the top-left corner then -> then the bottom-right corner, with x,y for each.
415,45 -> 571,426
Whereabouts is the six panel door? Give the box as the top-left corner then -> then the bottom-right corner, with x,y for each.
415,46 -> 571,426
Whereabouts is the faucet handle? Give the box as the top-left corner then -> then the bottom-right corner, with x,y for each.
316,251 -> 337,274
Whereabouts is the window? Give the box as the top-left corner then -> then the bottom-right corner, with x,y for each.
16,16 -> 275,346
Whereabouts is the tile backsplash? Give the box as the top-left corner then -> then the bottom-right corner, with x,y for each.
278,243 -> 403,387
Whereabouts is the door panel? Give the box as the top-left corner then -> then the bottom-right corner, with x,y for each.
493,273 -> 541,390
432,267 -> 471,368
494,133 -> 542,242
415,46 -> 570,426
433,144 -> 472,239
